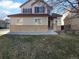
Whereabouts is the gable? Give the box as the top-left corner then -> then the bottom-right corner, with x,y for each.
31,0 -> 51,8
20,0 -> 51,8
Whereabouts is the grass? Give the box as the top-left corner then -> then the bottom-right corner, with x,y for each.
0,35 -> 79,59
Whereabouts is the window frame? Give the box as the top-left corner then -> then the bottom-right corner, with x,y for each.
35,7 -> 45,13
23,8 -> 32,14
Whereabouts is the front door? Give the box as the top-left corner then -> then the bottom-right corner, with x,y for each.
48,19 -> 53,30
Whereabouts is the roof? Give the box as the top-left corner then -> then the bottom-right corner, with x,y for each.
20,0 -> 30,8
20,0 -> 52,8
52,13 -> 62,17
8,14 -> 62,18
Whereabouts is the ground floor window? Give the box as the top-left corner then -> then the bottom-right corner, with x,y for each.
16,19 -> 23,25
35,19 -> 41,24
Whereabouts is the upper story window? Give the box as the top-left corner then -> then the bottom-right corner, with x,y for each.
47,9 -> 50,14
35,7 -> 45,13
23,8 -> 32,14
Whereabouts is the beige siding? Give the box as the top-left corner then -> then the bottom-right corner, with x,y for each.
64,18 -> 71,25
10,25 -> 48,32
10,17 -> 48,25
71,18 -> 79,30
53,18 -> 62,31
10,16 -> 48,32
64,17 -> 79,30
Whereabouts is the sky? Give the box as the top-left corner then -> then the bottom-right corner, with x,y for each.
0,0 -> 67,19
0,0 -> 76,19
0,0 -> 62,19
0,0 -> 26,19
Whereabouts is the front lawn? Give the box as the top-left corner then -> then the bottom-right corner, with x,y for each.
0,35 -> 79,59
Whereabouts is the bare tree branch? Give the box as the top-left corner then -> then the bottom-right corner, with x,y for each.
66,0 -> 78,10
48,0 -> 79,13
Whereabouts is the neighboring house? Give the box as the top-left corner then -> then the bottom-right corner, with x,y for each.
0,20 -> 8,29
8,0 -> 62,33
60,10 -> 71,31
64,9 -> 79,34
5,19 -> 10,29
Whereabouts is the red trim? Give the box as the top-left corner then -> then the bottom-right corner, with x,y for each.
8,14 -> 50,17
8,14 -> 62,18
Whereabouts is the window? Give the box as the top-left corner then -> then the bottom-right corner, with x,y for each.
23,8 -> 32,14
16,19 -> 23,25
35,7 -> 45,13
47,9 -> 50,14
35,19 -> 41,24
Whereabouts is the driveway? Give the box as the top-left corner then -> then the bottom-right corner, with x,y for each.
0,29 -> 10,36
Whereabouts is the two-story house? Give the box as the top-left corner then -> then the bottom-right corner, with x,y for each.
8,0 -> 62,34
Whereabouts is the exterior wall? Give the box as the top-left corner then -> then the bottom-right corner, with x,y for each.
61,10 -> 71,25
21,0 -> 35,10
71,18 -> 79,30
64,17 -> 72,31
64,18 -> 71,26
53,17 -> 62,31
64,11 -> 79,31
0,20 -> 7,28
64,17 -> 79,31
10,17 -> 48,25
32,2 -> 49,14
21,0 -> 49,14
10,16 -> 48,32
10,25 -> 48,32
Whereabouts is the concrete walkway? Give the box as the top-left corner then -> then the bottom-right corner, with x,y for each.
9,30 -> 58,35
0,29 -> 58,35
0,29 -> 10,36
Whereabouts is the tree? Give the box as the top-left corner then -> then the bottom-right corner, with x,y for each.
47,0 -> 79,13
